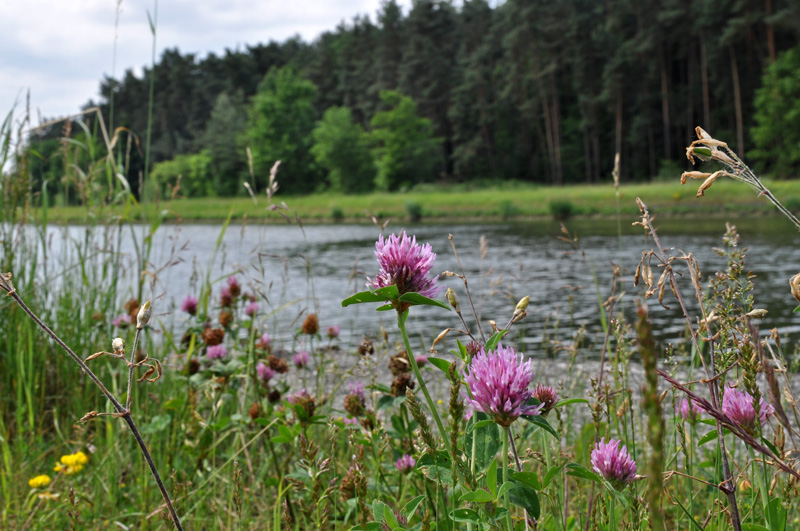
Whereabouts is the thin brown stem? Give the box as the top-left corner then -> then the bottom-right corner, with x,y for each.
0,274 -> 184,530
448,234 -> 485,342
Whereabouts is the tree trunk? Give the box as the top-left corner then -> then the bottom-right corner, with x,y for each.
660,45 -> 671,160
729,45 -> 745,152
615,89 -> 623,181
542,94 -> 556,185
583,125 -> 592,183
766,0 -> 776,62
700,32 -> 711,130
550,75 -> 563,185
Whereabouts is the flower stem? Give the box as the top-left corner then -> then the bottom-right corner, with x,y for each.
397,309 -> 453,459
503,428 -> 512,531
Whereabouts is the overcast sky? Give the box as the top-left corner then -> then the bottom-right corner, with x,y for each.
1,0 -> 415,124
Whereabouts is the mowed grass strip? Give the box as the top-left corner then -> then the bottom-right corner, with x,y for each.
29,178 -> 800,224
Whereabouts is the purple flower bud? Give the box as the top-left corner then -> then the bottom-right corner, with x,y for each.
256,362 -> 275,382
258,332 -> 271,349
368,232 -> 441,298
112,314 -> 130,328
245,301 -> 259,317
532,384 -> 559,415
327,325 -> 340,339
347,381 -> 365,399
226,276 -> 239,288
591,438 -> 636,490
415,354 -> 428,366
462,344 -> 542,427
206,344 -> 227,360
675,397 -> 703,421
396,454 -> 416,473
722,385 -> 774,430
344,416 -> 359,426
181,295 -> 198,315
293,351 -> 309,369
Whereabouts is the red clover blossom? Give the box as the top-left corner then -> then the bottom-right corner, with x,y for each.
181,295 -> 198,315
591,438 -> 636,490
722,385 -> 774,430
368,232 -> 441,299
462,344 -> 542,427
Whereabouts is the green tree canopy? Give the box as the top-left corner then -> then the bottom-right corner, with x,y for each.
244,67 -> 322,194
200,91 -> 248,196
370,90 -> 441,191
311,107 -> 375,193
751,46 -> 800,179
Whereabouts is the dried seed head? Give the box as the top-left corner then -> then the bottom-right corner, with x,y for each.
136,300 -> 151,329
112,337 -> 124,353
696,173 -> 721,197
790,273 -> 800,303
680,171 -> 712,185
695,126 -> 713,140
746,309 -> 768,319
446,288 -> 460,312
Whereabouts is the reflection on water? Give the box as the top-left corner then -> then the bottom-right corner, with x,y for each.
29,216 -> 800,358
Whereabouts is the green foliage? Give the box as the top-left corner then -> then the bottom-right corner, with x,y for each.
498,200 -> 519,219
549,199 -> 574,220
405,200 -> 423,222
150,150 -> 213,198
244,66 -> 322,194
311,107 -> 375,193
330,205 -> 344,221
200,91 -> 248,196
370,90 -> 442,191
751,46 -> 800,179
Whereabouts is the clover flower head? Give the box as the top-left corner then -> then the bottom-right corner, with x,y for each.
676,397 -> 704,421
245,301 -> 259,317
293,350 -> 309,368
258,332 -> 271,349
462,344 -> 541,426
181,295 -> 198,315
344,416 -> 360,426
415,354 -> 428,366
207,344 -> 227,360
257,362 -> 275,382
348,381 -> 366,400
591,438 -> 636,489
327,325 -> 340,339
28,475 -> 51,488
722,385 -> 774,429
368,232 -> 441,299
112,313 -> 130,328
396,454 -> 416,473
532,384 -> 559,415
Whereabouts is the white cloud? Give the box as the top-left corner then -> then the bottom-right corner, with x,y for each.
1,0 -> 413,121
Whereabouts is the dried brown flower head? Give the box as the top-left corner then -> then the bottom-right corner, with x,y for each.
389,350 -> 411,376
302,313 -> 319,335
219,309 -> 233,328
344,394 -> 366,417
268,389 -> 282,403
202,328 -> 225,346
357,337 -> 374,356
268,355 -> 289,374
391,374 -> 414,397
249,402 -> 261,420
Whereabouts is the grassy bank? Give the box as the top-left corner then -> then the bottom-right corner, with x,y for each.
29,178 -> 800,224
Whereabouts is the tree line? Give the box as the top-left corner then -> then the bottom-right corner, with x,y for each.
25,0 -> 800,202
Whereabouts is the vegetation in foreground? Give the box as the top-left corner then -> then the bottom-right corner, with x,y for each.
3,123 -> 800,530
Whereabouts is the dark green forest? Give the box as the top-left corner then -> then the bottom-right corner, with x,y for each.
25,0 -> 800,202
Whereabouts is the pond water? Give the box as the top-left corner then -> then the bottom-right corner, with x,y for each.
28,216 -> 800,359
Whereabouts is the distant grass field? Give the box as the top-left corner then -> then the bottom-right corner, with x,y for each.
29,178 -> 800,224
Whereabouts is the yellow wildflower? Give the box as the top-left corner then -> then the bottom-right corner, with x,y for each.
37,492 -> 60,501
64,464 -> 83,475
28,475 -> 51,488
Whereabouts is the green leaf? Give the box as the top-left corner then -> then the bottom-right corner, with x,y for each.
486,457 -> 498,497
372,500 -> 388,523
741,525 -> 770,531
553,398 -> 589,408
426,357 -> 452,374
761,436 -> 781,457
456,339 -> 467,360
376,304 -> 394,311
402,495 -> 426,521
543,463 -> 567,489
449,508 -> 480,524
341,286 -> 399,307
522,414 -> 559,439
459,490 -> 494,503
468,419 -> 495,433
566,463 -> 602,483
484,330 -> 507,351
464,413 -> 501,470
697,430 -> 718,446
397,291 -> 451,310
509,480 -> 541,520
511,471 -> 541,491
794,305 -> 800,313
